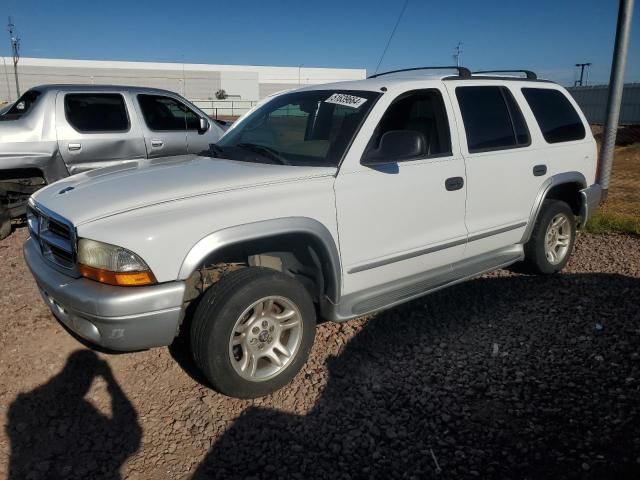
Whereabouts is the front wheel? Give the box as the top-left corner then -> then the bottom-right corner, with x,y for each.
522,199 -> 576,274
190,267 -> 316,398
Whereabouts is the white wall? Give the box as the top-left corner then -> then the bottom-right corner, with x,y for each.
0,57 -> 367,104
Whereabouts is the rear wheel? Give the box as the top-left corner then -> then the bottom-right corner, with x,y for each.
190,267 -> 316,398
522,199 -> 576,274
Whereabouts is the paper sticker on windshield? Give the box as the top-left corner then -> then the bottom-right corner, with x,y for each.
324,93 -> 368,109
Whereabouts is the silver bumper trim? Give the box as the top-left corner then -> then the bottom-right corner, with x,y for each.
24,238 -> 186,351
580,183 -> 602,225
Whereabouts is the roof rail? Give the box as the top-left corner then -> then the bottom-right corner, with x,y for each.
368,66 -> 472,79
472,70 -> 537,80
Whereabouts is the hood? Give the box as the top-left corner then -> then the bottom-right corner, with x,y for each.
33,154 -> 336,225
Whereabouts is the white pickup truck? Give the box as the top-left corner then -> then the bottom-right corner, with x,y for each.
24,67 -> 601,398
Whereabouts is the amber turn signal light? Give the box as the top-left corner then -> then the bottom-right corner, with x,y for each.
79,264 -> 156,286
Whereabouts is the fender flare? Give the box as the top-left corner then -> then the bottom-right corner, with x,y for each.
521,171 -> 587,243
177,217 -> 342,303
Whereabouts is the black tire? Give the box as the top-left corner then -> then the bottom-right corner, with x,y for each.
0,206 -> 11,240
190,267 -> 316,398
522,199 -> 576,274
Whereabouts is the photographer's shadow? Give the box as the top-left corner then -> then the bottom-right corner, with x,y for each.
6,350 -> 141,480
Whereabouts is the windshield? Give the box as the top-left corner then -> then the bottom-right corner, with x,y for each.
2,90 -> 42,119
216,90 -> 380,167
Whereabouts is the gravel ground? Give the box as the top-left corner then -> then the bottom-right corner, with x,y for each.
1,226 -> 639,480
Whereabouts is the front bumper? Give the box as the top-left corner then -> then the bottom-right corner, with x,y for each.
24,237 -> 186,351
580,183 -> 603,225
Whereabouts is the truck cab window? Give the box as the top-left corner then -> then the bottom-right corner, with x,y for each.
3,90 -> 42,119
138,94 -> 200,131
64,94 -> 129,133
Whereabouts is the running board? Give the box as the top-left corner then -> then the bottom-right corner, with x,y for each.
325,245 -> 524,322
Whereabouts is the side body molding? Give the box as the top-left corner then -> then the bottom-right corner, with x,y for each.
178,217 -> 342,303
521,171 -> 587,244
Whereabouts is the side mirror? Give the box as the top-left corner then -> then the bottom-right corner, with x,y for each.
362,130 -> 426,165
198,117 -> 210,134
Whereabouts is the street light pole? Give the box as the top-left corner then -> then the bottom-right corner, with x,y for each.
598,0 -> 635,202
8,17 -> 20,98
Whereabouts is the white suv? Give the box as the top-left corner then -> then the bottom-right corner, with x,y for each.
24,67 -> 601,398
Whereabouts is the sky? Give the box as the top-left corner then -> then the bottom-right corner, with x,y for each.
2,0 -> 639,86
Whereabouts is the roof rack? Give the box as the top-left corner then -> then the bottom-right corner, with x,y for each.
368,66 -> 472,79
472,70 -> 537,80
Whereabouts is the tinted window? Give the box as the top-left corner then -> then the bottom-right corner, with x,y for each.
522,88 -> 586,143
366,89 -> 452,160
456,86 -> 530,152
138,94 -> 200,131
1,90 -> 41,120
65,94 -> 129,132
217,90 -> 380,167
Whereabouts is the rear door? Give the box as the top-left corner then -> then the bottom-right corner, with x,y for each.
135,93 -> 213,157
56,91 -> 147,174
446,82 -> 542,258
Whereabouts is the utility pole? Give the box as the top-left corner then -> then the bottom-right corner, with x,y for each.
453,42 -> 463,67
598,0 -> 634,202
8,17 -> 20,98
574,62 -> 592,86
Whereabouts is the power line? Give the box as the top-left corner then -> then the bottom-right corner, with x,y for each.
374,0 -> 409,75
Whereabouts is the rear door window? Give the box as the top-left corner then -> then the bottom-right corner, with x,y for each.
521,88 -> 586,143
64,93 -> 129,132
137,94 -> 200,131
456,86 -> 530,153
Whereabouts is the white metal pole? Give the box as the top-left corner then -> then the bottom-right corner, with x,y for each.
598,0 -> 635,202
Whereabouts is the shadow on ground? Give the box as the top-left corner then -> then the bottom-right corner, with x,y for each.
192,273 -> 640,480
6,350 -> 141,480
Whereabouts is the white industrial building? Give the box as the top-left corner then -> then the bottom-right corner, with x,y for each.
0,57 -> 366,117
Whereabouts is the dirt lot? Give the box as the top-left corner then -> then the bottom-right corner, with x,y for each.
1,226 -> 639,480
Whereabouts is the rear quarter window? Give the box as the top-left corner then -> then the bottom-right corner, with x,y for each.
1,90 -> 41,119
521,88 -> 586,143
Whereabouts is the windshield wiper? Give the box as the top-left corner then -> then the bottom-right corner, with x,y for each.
237,143 -> 290,165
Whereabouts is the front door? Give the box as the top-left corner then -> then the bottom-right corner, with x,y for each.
56,91 -> 146,174
135,93 -> 206,158
334,88 -> 468,296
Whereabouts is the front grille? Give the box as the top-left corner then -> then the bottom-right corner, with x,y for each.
48,219 -> 72,241
28,202 -> 78,273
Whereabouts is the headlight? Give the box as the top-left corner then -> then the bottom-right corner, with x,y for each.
77,239 -> 156,286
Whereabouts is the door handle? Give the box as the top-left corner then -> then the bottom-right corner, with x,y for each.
445,177 -> 464,191
533,164 -> 547,176
151,139 -> 164,148
68,143 -> 82,151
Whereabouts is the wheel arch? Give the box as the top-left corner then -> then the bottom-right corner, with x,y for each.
521,171 -> 587,243
178,217 -> 342,304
